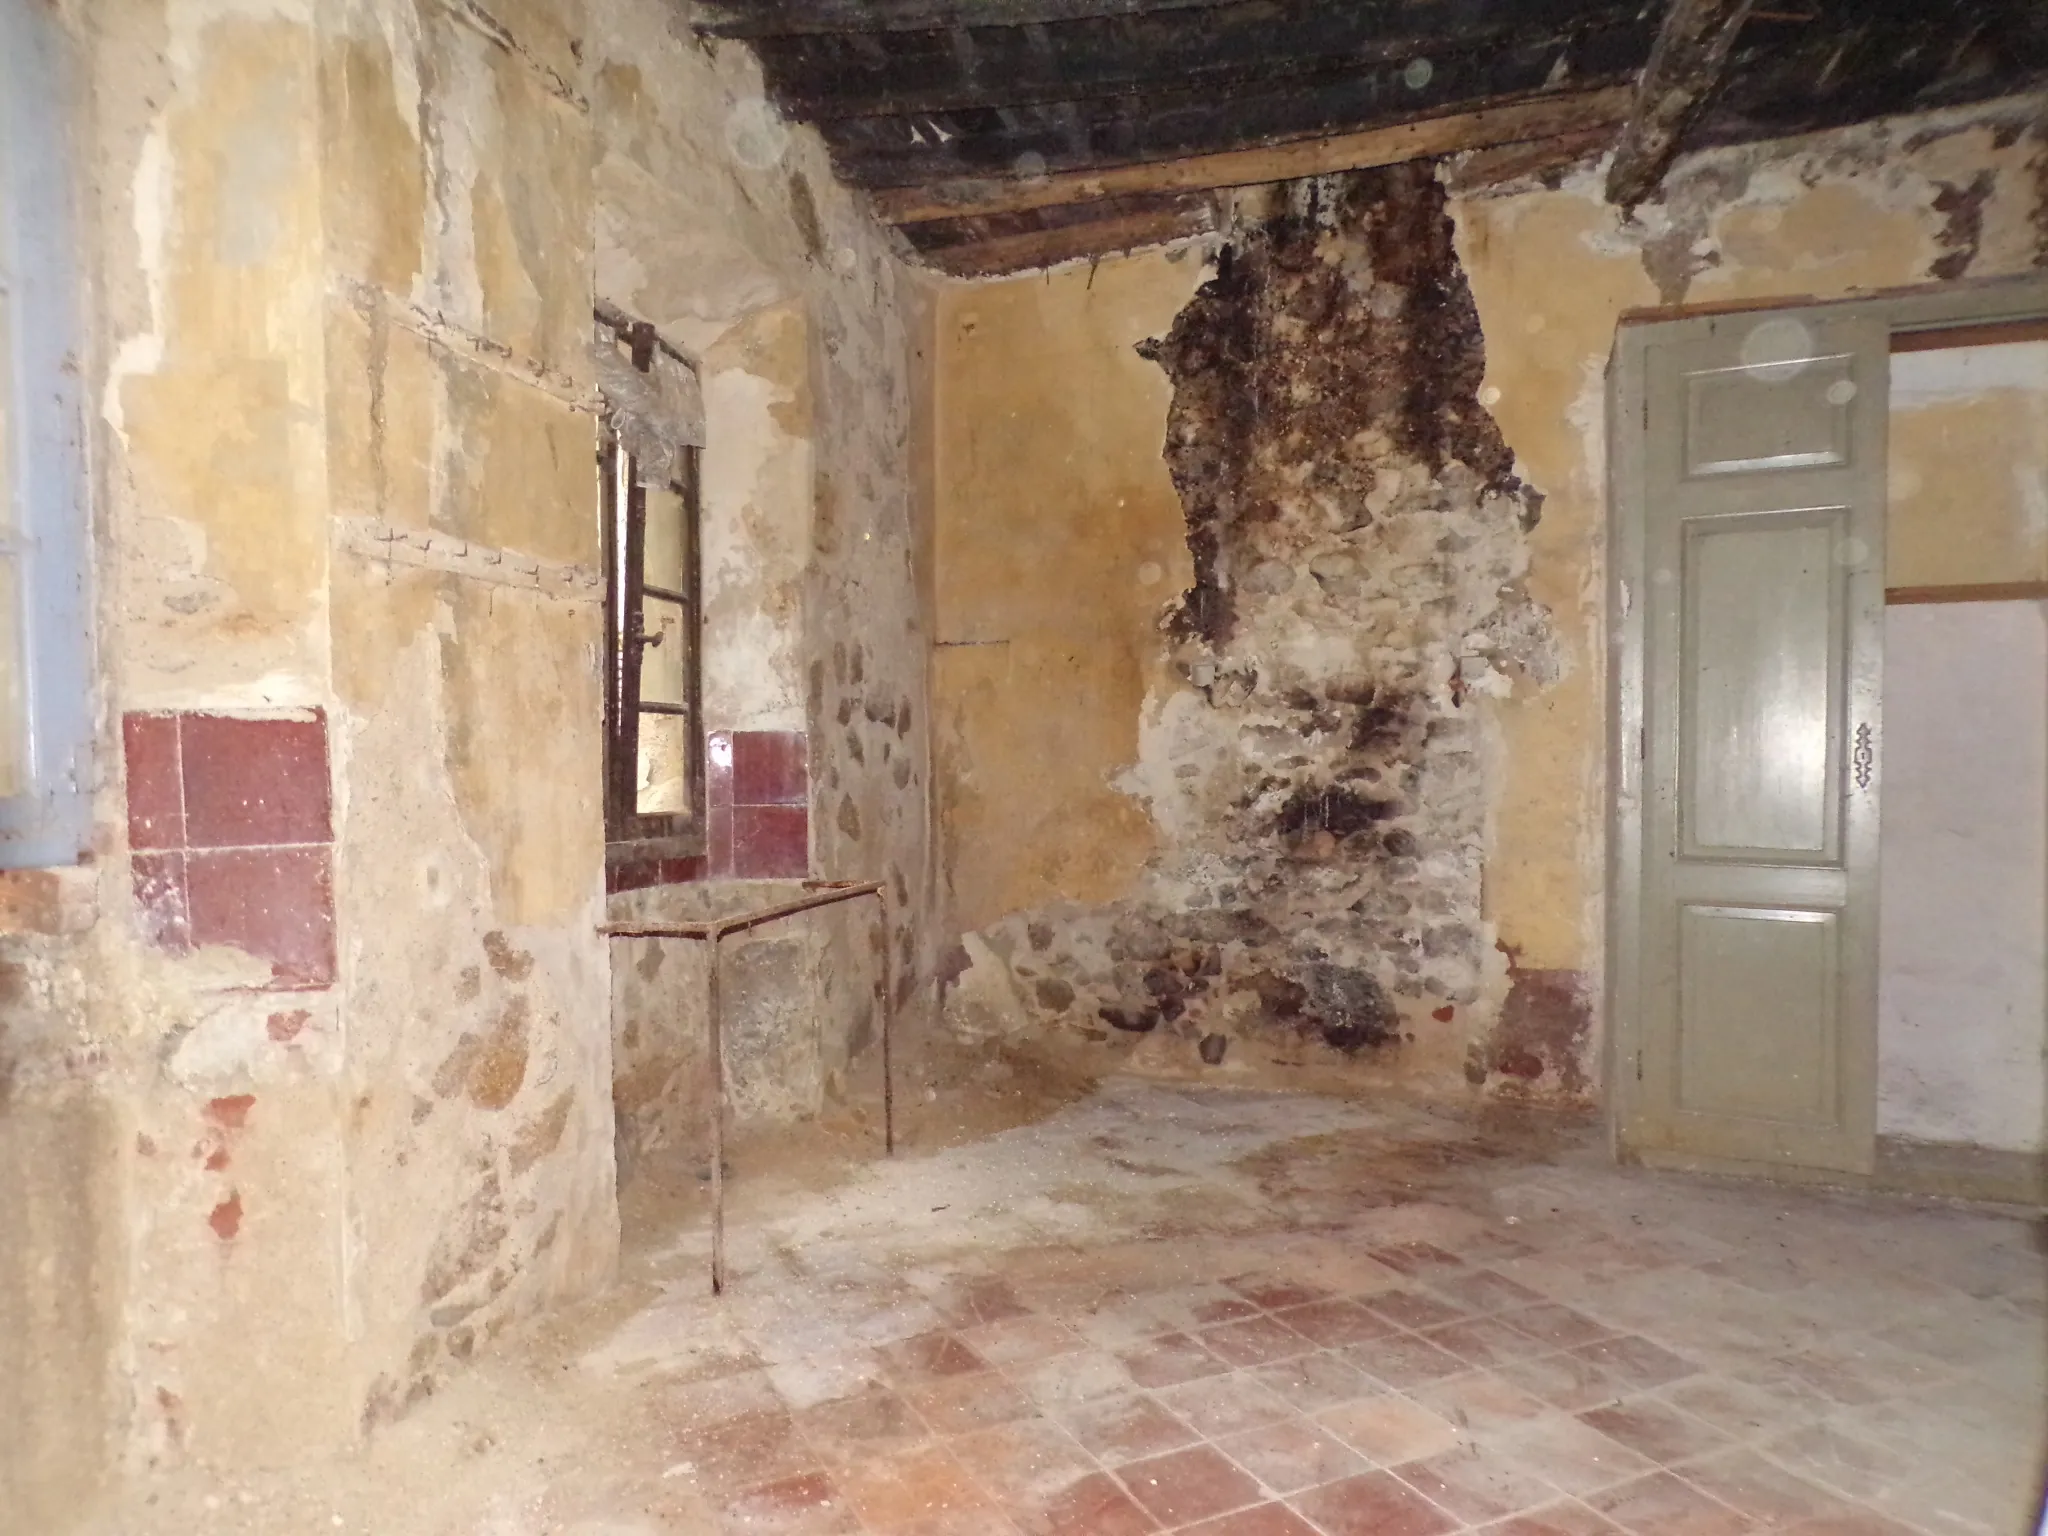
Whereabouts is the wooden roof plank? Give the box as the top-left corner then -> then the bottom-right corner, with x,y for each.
872,86 -> 1636,223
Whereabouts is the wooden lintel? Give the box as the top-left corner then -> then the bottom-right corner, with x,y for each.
914,202 -> 1216,277
696,0 -> 1242,38
1604,0 -> 1754,210
1891,319 -> 2048,354
1887,581 -> 2048,607
872,86 -> 1634,225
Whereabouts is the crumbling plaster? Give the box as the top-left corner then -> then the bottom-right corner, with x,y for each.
932,95 -> 2048,1107
5,0 -> 927,1513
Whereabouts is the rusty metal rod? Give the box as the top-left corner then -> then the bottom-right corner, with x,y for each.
707,933 -> 726,1295
599,878 -> 894,1296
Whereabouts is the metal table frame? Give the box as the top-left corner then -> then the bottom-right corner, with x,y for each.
601,879 -> 894,1295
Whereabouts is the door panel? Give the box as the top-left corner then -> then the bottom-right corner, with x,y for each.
1630,309 -> 1887,1175
1677,905 -> 1838,1124
1680,509 -> 1844,861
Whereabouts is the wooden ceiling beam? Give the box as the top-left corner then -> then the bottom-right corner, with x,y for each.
754,0 -> 1640,120
1604,0 -> 1756,209
695,0 -> 1251,39
871,86 -> 1636,224
908,197 -> 1218,276
822,33 -> 1645,188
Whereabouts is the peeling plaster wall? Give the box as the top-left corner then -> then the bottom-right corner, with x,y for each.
3,0 -> 925,1509
932,96 -> 2048,1107
585,0 -> 926,1171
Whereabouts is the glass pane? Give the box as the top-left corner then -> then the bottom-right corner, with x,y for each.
644,480 -> 688,593
0,557 -> 26,799
636,711 -> 690,818
637,594 -> 688,708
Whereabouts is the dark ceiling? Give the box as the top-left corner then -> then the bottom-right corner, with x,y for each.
691,0 -> 2048,276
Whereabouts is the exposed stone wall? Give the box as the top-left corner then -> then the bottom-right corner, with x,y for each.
933,95 -> 2048,1106
1,0 -> 924,1511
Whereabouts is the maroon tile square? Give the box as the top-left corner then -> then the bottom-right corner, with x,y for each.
132,851 -> 191,953
732,729 -> 808,806
1023,1471 -> 1160,1536
181,713 -> 331,848
1115,1445 -> 1263,1528
123,713 -> 184,850
708,730 -> 735,811
185,845 -> 336,988
607,855 -> 661,895
659,855 -> 707,884
733,804 -> 807,879
1289,1472 -> 1458,1536
710,803 -> 734,877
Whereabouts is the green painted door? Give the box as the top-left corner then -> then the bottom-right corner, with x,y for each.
1631,311 -> 1888,1174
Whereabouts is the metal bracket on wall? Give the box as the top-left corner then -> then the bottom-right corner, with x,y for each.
599,879 -> 894,1296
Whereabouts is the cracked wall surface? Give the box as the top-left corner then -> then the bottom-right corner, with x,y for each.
3,0 -> 924,1518
933,94 -> 2048,1107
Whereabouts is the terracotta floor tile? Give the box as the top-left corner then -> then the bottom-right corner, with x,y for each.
1315,1393 -> 1463,1466
1396,1438 -> 1568,1522
884,1512 -> 1023,1536
1226,1275 -> 1335,1312
1680,1448 -> 1872,1527
1338,1330 -> 1470,1389
793,1383 -> 931,1459
764,1348 -> 886,1410
1766,1423 -> 1904,1503
1011,1348 -> 1142,1410
1425,1316 -> 1551,1370
1777,1509 -> 1925,1536
1289,1470 -> 1459,1536
1430,1268 -> 1551,1316
952,1418 -> 1099,1508
1577,1397 -> 1735,1467
1366,1290 -> 1471,1332
1475,1500 -> 1630,1535
1054,1391 -> 1199,1464
1585,1471 -> 1759,1535
901,1371 -> 1036,1435
1567,1336 -> 1698,1394
1177,1501 -> 1326,1536
1502,1304 -> 1617,1352
927,1275 -> 1034,1329
1493,1414 -> 1655,1497
1216,1416 -> 1370,1495
1495,1350 -> 1628,1414
1014,1471 -> 1161,1536
1154,1373 -> 1298,1440
1269,1299 -> 1396,1349
877,1331 -> 992,1383
1146,1282 -> 1265,1332
961,1315 -> 1087,1369
1115,1444 -> 1266,1527
717,1469 -> 861,1534
1652,1376 -> 1800,1442
1199,1315 -> 1317,1369
1370,1243 -> 1470,1282
1411,1369 -> 1554,1435
674,1409 -> 817,1494
836,1443 -> 993,1529
1251,1350 -> 1376,1413
1118,1331 -> 1230,1390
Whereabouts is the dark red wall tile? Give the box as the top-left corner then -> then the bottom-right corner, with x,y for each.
182,713 -> 332,849
123,713 -> 185,850
732,805 -> 807,879
732,730 -> 808,807
708,803 -> 734,879
185,846 -> 336,989
131,852 -> 191,953
707,730 -> 734,812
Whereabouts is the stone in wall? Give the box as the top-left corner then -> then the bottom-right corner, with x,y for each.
958,165 -> 1580,1097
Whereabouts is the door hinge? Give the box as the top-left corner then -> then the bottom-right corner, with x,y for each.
1637,726 -> 1646,762
1634,1051 -> 1643,1083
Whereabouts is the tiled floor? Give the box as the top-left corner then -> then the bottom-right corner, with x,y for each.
99,1081 -> 2048,1535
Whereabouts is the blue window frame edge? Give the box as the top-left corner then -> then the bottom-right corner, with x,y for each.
0,0 -> 94,870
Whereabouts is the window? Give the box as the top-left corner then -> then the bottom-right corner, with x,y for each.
598,314 -> 704,863
0,0 -> 92,869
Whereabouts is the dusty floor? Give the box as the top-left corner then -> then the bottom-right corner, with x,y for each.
95,1078 -> 2045,1536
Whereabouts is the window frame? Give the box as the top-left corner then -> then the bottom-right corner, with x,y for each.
600,379 -> 705,863
0,0 -> 93,870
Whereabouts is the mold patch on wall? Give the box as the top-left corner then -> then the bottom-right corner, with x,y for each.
950,166 -> 1568,1095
